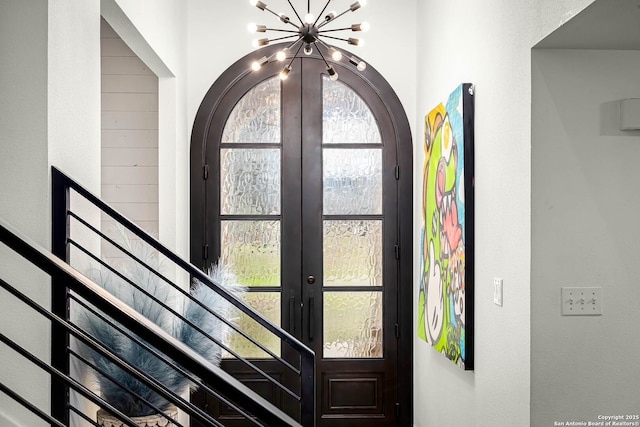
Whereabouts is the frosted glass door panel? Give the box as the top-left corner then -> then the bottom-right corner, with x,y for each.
220,149 -> 281,215
323,220 -> 382,287
225,292 -> 281,358
322,77 -> 381,145
323,292 -> 383,358
221,77 -> 281,143
220,220 -> 280,287
323,148 -> 382,215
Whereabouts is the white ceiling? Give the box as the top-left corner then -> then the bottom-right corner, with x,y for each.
535,0 -> 640,50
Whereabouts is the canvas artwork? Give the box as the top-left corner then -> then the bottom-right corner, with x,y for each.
417,83 -> 474,370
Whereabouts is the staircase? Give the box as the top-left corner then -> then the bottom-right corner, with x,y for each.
0,167 -> 315,427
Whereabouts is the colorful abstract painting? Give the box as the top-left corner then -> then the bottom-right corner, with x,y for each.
417,83 -> 474,370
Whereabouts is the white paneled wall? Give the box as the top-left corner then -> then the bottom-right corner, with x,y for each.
101,18 -> 158,261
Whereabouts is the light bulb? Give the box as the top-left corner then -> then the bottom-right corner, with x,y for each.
251,0 -> 267,10
360,0 -> 367,6
280,65 -> 292,80
350,56 -> 367,71
252,38 -> 269,48
328,48 -> 343,61
324,11 -> 337,21
327,66 -> 338,81
278,13 -> 290,23
352,22 -> 370,32
276,49 -> 287,61
248,23 -> 266,33
304,13 -> 315,24
251,56 -> 268,71
304,44 -> 313,55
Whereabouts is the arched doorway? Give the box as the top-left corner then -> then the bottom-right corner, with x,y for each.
191,44 -> 412,426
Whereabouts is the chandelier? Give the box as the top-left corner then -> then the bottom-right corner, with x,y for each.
248,0 -> 369,81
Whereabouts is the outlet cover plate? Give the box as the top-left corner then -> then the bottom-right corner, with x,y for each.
561,287 -> 602,316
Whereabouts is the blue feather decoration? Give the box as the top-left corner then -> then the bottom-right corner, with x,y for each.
76,235 -> 244,417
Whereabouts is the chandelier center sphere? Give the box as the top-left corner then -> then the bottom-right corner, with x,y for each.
300,24 -> 319,44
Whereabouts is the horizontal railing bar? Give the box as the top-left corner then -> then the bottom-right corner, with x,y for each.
69,405 -> 102,427
0,331 -> 141,427
68,239 -> 300,401
68,296 -> 271,425
68,240 -> 241,362
54,167 -> 312,358
0,219 -> 302,426
67,349 -> 188,427
67,311 -> 260,427
68,211 -> 178,292
0,381 -> 65,427
68,215 -> 300,376
0,277 -> 225,427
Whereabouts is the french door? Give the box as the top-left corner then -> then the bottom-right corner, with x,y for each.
191,50 -> 412,426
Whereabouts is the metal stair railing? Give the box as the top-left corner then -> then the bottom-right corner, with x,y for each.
0,218 -> 302,427
51,166 -> 315,426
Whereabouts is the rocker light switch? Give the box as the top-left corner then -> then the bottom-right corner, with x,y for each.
493,278 -> 503,306
561,287 -> 602,316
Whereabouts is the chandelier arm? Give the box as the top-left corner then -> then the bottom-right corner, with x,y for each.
318,27 -> 355,33
286,39 -> 306,68
315,38 -> 338,55
312,0 -> 333,26
317,34 -> 350,43
286,0 -> 305,26
317,7 -> 350,29
265,6 -> 300,28
285,38 -> 304,51
267,34 -> 301,43
315,42 -> 331,68
265,28 -> 300,34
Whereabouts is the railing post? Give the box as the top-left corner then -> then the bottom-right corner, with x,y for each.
300,352 -> 315,426
51,167 -> 70,425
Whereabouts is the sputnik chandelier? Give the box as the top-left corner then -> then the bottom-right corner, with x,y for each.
248,0 -> 369,81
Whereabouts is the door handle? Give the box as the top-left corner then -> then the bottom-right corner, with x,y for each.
308,292 -> 315,341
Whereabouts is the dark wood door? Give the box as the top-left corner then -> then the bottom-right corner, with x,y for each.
191,49 -> 412,426
298,58 -> 399,426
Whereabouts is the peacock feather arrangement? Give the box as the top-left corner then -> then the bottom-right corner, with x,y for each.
76,236 -> 244,418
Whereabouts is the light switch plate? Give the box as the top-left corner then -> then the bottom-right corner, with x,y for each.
493,278 -> 503,306
561,287 -> 602,316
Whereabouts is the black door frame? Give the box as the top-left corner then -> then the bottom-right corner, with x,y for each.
190,44 -> 413,426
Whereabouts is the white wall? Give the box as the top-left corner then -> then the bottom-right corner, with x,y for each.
1,0 -> 187,424
0,0 -> 49,245
531,49 -> 640,426
414,0 -> 594,426
187,0 -> 417,136
0,1 -> 101,425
